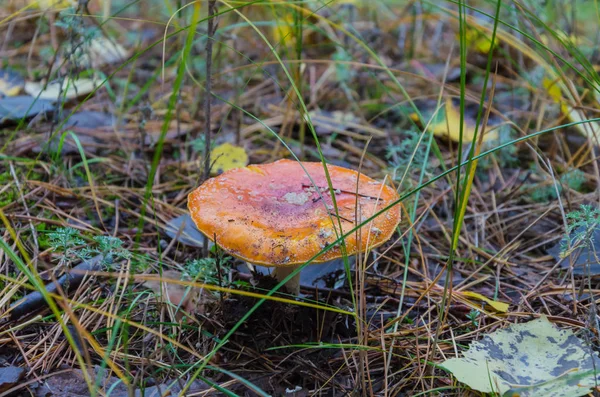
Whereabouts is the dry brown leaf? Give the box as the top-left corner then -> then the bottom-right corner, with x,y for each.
143,270 -> 211,322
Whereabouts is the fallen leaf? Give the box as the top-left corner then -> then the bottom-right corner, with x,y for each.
541,31 -> 588,49
27,0 -> 76,10
0,96 -> 54,124
210,142 -> 249,175
442,316 -> 600,396
24,77 -> 100,101
543,76 -> 600,141
463,27 -> 496,54
143,270 -> 209,322
0,366 -> 25,393
66,36 -> 129,68
0,69 -> 24,97
7,0 -> 76,11
459,291 -> 509,313
86,36 -> 129,67
64,111 -> 114,129
164,213 -> 212,248
272,12 -> 295,47
561,104 -> 600,142
547,225 -> 600,276
429,99 -> 499,143
308,109 -> 361,135
543,77 -> 563,103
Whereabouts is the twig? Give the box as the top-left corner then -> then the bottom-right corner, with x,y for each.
202,0 -> 217,183
8,255 -> 108,320
302,184 -> 383,202
203,0 -> 218,257
327,211 -> 354,224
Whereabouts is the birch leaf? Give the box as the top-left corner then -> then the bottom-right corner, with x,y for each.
25,77 -> 100,101
561,104 -> 600,143
429,99 -> 498,143
210,143 -> 249,175
441,316 -> 600,397
542,76 -> 600,141
28,0 -> 76,10
459,291 -> 509,313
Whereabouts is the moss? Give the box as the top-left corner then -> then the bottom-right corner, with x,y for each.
36,223 -> 52,250
528,167 -> 587,202
0,172 -> 16,207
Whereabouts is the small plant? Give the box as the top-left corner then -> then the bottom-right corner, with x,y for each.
190,136 -> 211,156
0,171 -> 16,207
332,48 -> 355,83
81,235 -> 132,264
183,256 -> 232,287
478,126 -> 519,171
467,308 -> 481,328
386,128 -> 430,189
560,204 -> 600,258
529,167 -> 586,202
55,7 -> 99,40
131,253 -> 151,273
48,227 -> 130,267
48,227 -> 86,267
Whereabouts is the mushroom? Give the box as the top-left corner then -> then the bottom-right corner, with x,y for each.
187,159 -> 401,294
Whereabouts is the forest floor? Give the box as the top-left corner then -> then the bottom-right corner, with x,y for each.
1,1 -> 600,396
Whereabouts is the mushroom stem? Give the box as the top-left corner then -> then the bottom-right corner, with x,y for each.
272,265 -> 301,295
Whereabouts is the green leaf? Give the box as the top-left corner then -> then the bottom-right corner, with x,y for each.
441,316 -> 600,396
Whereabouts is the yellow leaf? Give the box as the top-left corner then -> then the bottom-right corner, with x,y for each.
210,143 -> 249,175
272,13 -> 295,47
543,77 -> 562,103
562,104 -> 600,141
24,77 -> 100,101
461,28 -> 496,54
541,31 -> 587,48
442,316 -> 599,395
460,291 -> 509,313
543,75 -> 600,141
0,70 -> 24,97
28,0 -> 76,10
430,99 -> 498,143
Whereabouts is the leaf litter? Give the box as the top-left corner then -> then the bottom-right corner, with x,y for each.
1,1 -> 600,396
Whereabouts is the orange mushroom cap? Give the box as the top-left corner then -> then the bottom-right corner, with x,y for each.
188,159 -> 401,267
